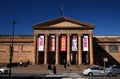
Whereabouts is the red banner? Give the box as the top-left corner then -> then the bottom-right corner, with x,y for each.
60,35 -> 66,51
49,35 -> 55,51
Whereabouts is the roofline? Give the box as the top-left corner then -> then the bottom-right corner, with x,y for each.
94,35 -> 120,38
32,16 -> 95,29
0,35 -> 33,38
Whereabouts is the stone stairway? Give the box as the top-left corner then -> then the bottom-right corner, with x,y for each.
19,64 -> 89,72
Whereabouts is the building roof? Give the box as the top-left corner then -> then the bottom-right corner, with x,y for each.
32,16 -> 95,30
0,35 -> 34,43
94,35 -> 120,43
0,35 -> 33,38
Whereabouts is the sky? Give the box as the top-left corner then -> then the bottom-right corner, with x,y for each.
0,0 -> 120,35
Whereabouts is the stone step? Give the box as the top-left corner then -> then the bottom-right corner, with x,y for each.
13,64 -> 89,71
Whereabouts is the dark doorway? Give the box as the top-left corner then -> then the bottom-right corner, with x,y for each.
71,52 -> 77,65
47,52 -> 55,64
82,51 -> 87,64
38,52 -> 44,64
59,52 -> 67,64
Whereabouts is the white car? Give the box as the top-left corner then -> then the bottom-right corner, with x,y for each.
83,65 -> 115,76
0,67 -> 9,74
106,65 -> 120,76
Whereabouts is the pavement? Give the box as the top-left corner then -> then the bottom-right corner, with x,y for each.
1,66 -> 120,79
0,66 -> 84,78
10,67 -> 82,78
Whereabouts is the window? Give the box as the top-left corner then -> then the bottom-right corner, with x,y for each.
109,45 -> 118,52
91,67 -> 99,70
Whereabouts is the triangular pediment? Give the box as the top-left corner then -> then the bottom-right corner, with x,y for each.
51,21 -> 82,27
33,17 -> 95,30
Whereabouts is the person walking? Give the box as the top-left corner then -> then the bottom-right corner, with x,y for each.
19,60 -> 23,67
53,65 -> 57,74
64,60 -> 67,70
48,64 -> 52,74
64,62 -> 67,70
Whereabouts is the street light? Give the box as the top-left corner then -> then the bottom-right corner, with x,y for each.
9,20 -> 16,79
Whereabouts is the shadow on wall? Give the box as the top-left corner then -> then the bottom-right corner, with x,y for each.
93,37 -> 120,67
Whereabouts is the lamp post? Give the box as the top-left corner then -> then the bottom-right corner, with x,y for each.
9,20 -> 16,79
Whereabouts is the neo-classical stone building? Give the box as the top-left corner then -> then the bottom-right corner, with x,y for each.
0,17 -> 120,66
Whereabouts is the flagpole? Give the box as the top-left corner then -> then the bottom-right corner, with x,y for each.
60,4 -> 64,16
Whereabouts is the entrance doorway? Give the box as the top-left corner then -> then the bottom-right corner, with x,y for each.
82,51 -> 88,64
70,52 -> 77,65
59,52 -> 67,64
47,52 -> 55,64
38,52 -> 44,64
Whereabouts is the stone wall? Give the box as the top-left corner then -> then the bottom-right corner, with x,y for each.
0,35 -> 34,65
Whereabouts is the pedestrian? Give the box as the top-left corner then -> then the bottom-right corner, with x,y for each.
53,65 -> 57,74
27,59 -> 30,65
48,64 -> 52,74
64,63 -> 67,70
64,60 -> 67,70
19,60 -> 23,67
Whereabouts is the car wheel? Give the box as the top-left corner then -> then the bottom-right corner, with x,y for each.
108,73 -> 113,77
88,72 -> 93,76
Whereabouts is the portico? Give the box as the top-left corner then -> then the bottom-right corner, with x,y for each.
33,17 -> 95,65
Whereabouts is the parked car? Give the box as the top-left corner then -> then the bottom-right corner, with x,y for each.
0,67 -> 9,74
106,65 -> 120,76
82,65 -> 116,77
83,65 -> 106,76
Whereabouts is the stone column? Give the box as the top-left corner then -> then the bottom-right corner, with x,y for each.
67,34 -> 70,65
89,34 -> 94,65
44,34 -> 48,64
55,34 -> 59,64
34,34 -> 38,64
78,34 -> 82,65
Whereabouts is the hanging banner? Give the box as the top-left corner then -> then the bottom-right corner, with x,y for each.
49,35 -> 55,51
72,35 -> 77,51
60,35 -> 66,51
38,35 -> 44,51
83,35 -> 89,51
